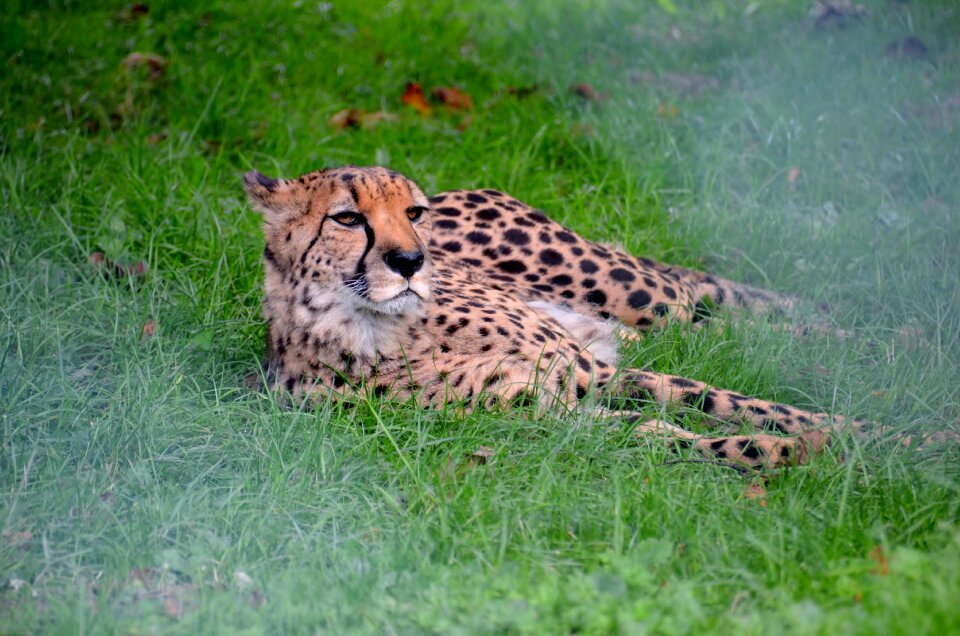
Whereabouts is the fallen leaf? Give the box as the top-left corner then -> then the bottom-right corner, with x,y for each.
163,596 -> 182,620
571,82 -> 607,103
118,3 -> 149,22
401,82 -> 431,115
869,546 -> 890,576
467,445 -> 495,466
82,118 -> 101,134
146,130 -> 168,144
90,253 -> 148,281
142,320 -> 156,338
121,52 -> 167,80
506,84 -> 539,99
657,102 -> 679,119
129,568 -> 154,589
3,529 -> 32,545
431,86 -> 473,110
125,261 -> 148,277
328,108 -> 397,130
884,36 -> 929,60
438,445 -> 496,482
809,1 -> 866,29
743,482 -> 766,500
788,167 -> 801,183
570,123 -> 597,137
896,321 -> 924,352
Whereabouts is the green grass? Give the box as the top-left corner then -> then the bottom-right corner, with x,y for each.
2,0 -> 960,633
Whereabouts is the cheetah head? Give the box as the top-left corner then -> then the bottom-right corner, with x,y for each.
244,166 -> 433,316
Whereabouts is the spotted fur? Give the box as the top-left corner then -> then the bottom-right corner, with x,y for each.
244,166 -> 864,470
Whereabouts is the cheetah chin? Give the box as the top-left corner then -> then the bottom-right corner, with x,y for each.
351,288 -> 424,316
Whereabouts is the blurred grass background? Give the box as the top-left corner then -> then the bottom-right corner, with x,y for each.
1,0 -> 959,633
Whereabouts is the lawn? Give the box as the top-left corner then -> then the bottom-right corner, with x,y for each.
2,0 -> 959,633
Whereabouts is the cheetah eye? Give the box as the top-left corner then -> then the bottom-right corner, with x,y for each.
330,211 -> 364,227
406,206 -> 427,222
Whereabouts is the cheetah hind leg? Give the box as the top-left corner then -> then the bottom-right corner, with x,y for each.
614,415 -> 829,470
601,369 -> 865,469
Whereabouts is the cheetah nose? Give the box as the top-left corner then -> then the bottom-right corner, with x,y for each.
383,249 -> 424,279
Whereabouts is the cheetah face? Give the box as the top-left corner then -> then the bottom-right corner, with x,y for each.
243,166 -> 433,316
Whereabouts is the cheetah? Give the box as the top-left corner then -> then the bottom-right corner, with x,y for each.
244,165 -> 865,470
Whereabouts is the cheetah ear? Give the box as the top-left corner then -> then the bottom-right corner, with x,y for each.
243,170 -> 306,226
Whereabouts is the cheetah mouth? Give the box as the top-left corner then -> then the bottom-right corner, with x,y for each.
349,283 -> 427,316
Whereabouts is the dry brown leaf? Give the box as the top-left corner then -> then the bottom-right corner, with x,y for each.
82,118 -> 101,134
328,108 -> 397,130
743,483 -> 767,506
129,568 -> 154,589
869,546 -> 890,576
810,1 -> 867,29
142,320 -> 156,338
118,3 -> 149,22
3,529 -> 33,545
658,103 -> 679,118
657,103 -> 679,119
884,36 -> 929,60
896,321 -> 925,353
90,253 -> 148,280
121,52 -> 167,80
438,446 -> 495,482
570,82 -> 607,103
146,130 -> 168,144
788,167 -> 801,183
570,123 -> 597,138
468,445 -> 495,466
506,85 -> 539,99
125,261 -> 148,277
401,82 -> 431,115
164,596 -> 182,620
431,86 -> 473,110
329,108 -> 364,129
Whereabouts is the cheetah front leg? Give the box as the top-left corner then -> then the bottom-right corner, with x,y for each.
604,369 -> 862,469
